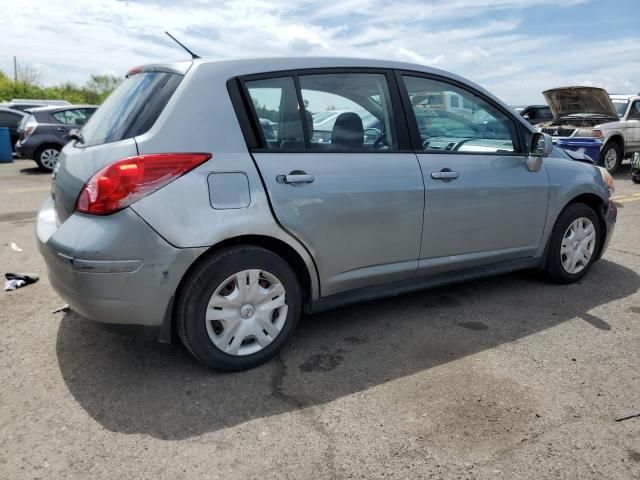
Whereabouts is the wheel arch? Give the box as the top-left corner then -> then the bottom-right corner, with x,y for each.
34,142 -> 64,166
35,141 -> 64,155
162,234 -> 318,343
603,134 -> 624,152
557,193 -> 609,260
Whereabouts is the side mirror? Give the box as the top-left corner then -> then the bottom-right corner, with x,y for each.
363,127 -> 381,143
531,132 -> 553,157
527,132 -> 553,171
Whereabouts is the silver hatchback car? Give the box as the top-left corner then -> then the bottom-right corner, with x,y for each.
37,57 -> 617,370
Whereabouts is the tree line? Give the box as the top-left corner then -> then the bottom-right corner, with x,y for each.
0,68 -> 121,105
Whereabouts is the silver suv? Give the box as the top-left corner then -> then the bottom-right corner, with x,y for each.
37,58 -> 617,370
539,87 -> 640,172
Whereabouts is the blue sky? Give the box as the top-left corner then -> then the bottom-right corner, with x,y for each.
1,0 -> 638,104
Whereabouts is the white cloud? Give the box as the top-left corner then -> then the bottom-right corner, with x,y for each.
0,0 -> 637,105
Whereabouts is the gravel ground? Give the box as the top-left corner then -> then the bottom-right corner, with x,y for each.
1,159 -> 639,479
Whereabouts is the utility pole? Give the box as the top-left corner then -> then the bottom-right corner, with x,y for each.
13,56 -> 18,82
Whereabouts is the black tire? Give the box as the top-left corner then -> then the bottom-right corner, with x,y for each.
632,174 -> 640,184
34,144 -> 61,172
176,246 -> 301,371
545,203 -> 602,284
599,141 -> 622,173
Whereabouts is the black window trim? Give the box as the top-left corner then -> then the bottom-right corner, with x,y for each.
227,78 -> 260,149
394,69 -> 529,157
232,67 -> 414,154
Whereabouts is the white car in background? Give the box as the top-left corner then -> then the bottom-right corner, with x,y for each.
539,87 -> 640,172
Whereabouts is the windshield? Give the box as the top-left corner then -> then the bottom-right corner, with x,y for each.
80,71 -> 182,147
611,99 -> 629,118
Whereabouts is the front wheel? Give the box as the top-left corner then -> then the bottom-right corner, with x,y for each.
545,203 -> 601,284
600,141 -> 622,173
176,246 -> 301,371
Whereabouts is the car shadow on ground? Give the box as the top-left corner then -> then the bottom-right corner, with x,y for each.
19,166 -> 47,175
612,163 -> 632,180
56,259 -> 639,440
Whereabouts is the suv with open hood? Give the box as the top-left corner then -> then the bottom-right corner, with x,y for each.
538,87 -> 640,173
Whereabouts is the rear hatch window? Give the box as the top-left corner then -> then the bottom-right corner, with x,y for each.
79,71 -> 182,147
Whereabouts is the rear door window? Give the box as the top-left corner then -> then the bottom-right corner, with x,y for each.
243,71 -> 398,151
52,108 -> 94,126
80,71 -> 182,147
299,73 -> 396,150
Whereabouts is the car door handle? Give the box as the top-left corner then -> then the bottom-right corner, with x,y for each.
431,169 -> 459,180
55,127 -> 67,132
276,173 -> 315,184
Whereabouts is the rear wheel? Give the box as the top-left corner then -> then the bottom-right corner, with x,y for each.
545,203 -> 601,284
176,246 -> 301,371
35,145 -> 60,171
599,141 -> 622,173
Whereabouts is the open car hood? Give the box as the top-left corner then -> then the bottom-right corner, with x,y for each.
543,86 -> 618,120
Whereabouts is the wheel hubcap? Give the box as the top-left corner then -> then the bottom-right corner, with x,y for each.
240,304 -> 255,319
205,269 -> 288,356
560,217 -> 596,275
604,148 -> 617,170
40,149 -> 59,169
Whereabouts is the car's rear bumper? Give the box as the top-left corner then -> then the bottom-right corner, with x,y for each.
15,139 -> 36,160
36,196 -> 204,341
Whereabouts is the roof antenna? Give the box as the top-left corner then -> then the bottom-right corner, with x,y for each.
165,31 -> 200,59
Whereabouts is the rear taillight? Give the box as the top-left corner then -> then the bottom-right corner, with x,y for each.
23,117 -> 38,139
75,152 -> 211,215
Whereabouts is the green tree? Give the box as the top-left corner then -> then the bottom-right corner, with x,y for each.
0,68 -> 122,105
85,74 -> 121,102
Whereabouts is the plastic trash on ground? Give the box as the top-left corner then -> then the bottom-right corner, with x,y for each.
4,273 -> 39,291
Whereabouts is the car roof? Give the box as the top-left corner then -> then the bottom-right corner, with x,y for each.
609,94 -> 639,100
206,56 -> 462,77
134,57 -> 536,133
28,104 -> 98,113
8,98 -> 71,104
140,56 -> 489,93
0,106 -> 26,116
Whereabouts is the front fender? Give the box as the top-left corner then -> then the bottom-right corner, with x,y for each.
535,156 -> 610,258
599,126 -> 625,145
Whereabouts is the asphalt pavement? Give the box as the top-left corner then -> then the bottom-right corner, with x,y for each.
1,159 -> 639,479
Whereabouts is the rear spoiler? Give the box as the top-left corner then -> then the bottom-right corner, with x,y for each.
126,61 -> 193,78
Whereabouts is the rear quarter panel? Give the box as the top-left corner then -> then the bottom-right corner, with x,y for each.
129,62 -> 320,298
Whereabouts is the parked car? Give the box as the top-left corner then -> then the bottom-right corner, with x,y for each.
37,58 -> 616,371
0,107 -> 26,152
16,105 -> 97,170
538,87 -> 640,173
519,105 -> 553,125
1,98 -> 71,112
